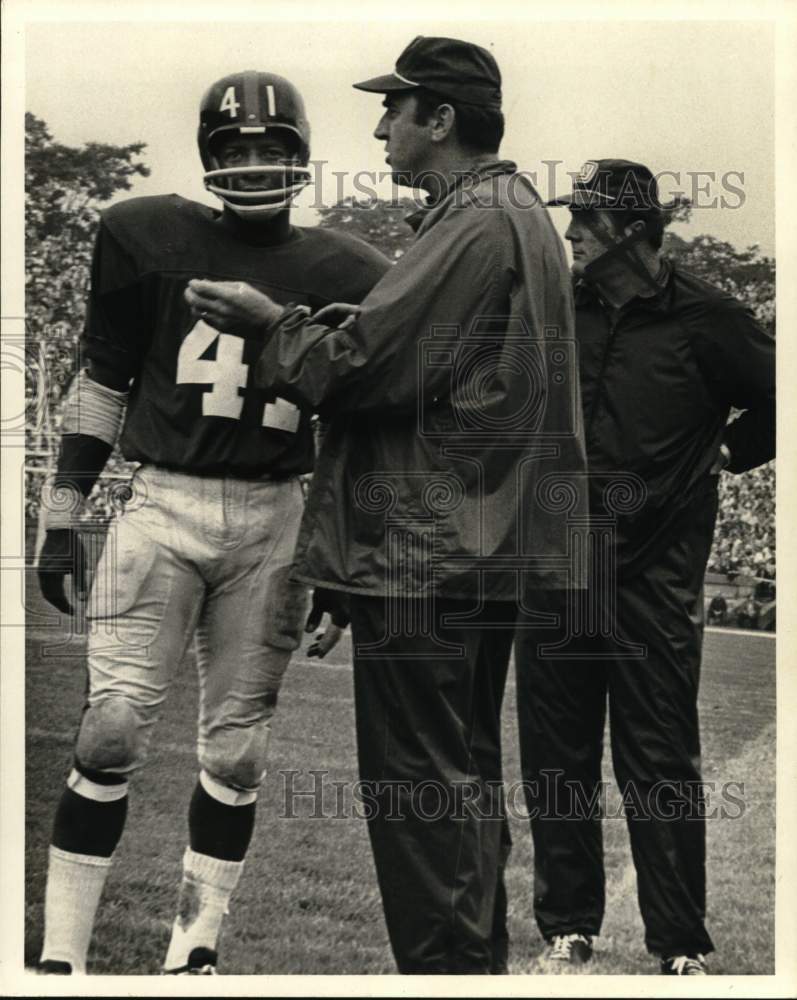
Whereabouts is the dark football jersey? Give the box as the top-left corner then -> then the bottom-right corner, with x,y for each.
82,195 -> 390,478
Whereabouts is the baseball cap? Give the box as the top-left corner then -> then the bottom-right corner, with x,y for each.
352,35 -> 502,109
548,159 -> 665,212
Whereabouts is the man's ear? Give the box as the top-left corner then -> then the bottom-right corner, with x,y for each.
624,219 -> 648,239
429,103 -> 456,143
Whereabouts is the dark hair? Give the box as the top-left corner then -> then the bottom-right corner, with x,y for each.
412,87 -> 504,154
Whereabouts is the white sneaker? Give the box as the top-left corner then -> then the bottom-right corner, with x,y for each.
660,953 -> 707,975
548,933 -> 593,965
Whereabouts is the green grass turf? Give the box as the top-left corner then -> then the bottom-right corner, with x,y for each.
24,572 -> 775,976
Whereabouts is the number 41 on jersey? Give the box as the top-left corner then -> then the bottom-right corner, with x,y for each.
176,319 -> 300,433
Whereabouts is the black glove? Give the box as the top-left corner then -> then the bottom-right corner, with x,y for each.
37,528 -> 88,615
305,587 -> 351,632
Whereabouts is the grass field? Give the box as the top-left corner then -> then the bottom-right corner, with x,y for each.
24,569 -> 776,976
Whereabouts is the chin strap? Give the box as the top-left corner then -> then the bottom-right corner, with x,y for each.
580,213 -> 664,296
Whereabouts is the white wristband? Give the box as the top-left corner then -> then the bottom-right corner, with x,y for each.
61,369 -> 128,445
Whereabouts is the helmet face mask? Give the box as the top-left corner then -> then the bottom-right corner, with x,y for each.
198,71 -> 312,220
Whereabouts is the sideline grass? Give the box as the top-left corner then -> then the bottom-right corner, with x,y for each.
24,575 -> 775,975
499,629 -> 775,976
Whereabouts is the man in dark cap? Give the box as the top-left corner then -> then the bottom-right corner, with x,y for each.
514,159 -> 775,975
187,36 -> 587,973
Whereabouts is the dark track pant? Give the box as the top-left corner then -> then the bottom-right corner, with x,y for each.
514,519 -> 716,958
350,595 -> 516,974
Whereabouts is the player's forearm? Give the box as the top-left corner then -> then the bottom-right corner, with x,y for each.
53,436 -> 114,496
42,370 -> 128,529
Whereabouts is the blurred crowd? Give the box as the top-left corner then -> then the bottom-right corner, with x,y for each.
27,460 -> 777,583
707,462 -> 776,580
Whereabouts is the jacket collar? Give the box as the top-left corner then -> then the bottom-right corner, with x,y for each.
405,158 -> 518,232
574,258 -> 675,314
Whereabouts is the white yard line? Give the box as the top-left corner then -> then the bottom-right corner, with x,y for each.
705,627 -> 775,639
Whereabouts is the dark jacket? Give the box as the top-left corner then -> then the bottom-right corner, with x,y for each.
575,261 -> 775,575
256,160 -> 588,598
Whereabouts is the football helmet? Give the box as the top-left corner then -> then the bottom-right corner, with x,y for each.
198,71 -> 312,219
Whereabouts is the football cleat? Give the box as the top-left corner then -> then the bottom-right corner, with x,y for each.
547,933 -> 593,965
36,959 -> 73,974
198,71 -> 312,218
163,946 -> 218,975
660,953 -> 707,975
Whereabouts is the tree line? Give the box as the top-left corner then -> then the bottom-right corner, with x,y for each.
24,114 -> 775,522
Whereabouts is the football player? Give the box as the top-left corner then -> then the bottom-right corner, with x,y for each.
35,70 -> 389,975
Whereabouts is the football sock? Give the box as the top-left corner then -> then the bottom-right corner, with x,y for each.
52,771 -> 128,857
41,770 -> 128,973
163,848 -> 245,970
188,772 -> 256,861
163,773 -> 255,970
41,847 -> 112,973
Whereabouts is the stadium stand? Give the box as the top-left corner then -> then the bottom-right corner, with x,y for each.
26,458 -> 776,631
701,462 -> 776,631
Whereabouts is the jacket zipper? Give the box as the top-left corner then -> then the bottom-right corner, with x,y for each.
585,309 -> 618,439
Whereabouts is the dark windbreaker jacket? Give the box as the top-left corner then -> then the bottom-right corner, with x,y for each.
574,261 -> 775,575
256,160 -> 589,599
